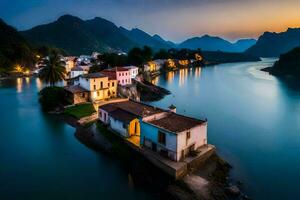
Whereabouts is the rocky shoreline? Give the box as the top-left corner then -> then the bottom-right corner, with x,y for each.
60,115 -> 247,200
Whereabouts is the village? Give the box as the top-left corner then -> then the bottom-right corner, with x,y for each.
34,52 -> 215,180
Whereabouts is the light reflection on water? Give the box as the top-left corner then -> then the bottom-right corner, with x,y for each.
150,58 -> 300,200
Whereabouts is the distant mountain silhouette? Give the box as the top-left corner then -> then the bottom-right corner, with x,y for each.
119,27 -> 173,50
21,14 -> 257,55
245,28 -> 300,57
21,15 -> 138,55
178,35 -> 256,52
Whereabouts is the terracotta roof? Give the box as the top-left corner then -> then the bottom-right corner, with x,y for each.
114,67 -> 130,71
101,71 -> 117,80
147,113 -> 206,133
109,109 -> 137,123
82,72 -> 106,79
112,100 -> 164,117
64,85 -> 88,93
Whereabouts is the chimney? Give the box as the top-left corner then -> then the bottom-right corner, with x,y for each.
168,104 -> 176,113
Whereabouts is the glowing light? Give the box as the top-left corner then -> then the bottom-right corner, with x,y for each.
195,53 -> 203,61
178,60 -> 189,66
15,64 -> 23,73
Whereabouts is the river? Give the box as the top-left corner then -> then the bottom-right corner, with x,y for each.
150,58 -> 300,200
0,78 -> 152,199
1,58 -> 300,199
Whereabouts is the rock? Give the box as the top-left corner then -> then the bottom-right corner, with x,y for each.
226,185 -> 240,196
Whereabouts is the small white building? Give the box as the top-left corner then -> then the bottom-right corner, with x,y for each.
124,66 -> 139,79
98,100 -> 207,162
70,66 -> 88,79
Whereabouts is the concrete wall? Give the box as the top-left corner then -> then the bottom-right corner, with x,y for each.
108,80 -> 117,98
176,123 -> 207,161
99,109 -> 109,124
79,77 -> 90,91
140,121 -> 177,158
110,117 -> 128,137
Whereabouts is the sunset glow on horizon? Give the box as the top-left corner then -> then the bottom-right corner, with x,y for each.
1,0 -> 300,42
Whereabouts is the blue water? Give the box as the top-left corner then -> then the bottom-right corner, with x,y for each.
0,78 -> 152,199
1,58 -> 300,199
149,58 -> 300,200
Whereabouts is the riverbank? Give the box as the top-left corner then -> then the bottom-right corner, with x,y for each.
60,113 -> 240,200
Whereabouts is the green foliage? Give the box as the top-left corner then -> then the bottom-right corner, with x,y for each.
64,103 -> 96,119
101,53 -> 128,67
39,86 -> 67,111
127,46 -> 153,66
38,51 -> 66,86
0,18 -> 35,74
154,48 -> 203,60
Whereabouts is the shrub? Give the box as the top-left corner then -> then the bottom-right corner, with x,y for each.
39,86 -> 67,112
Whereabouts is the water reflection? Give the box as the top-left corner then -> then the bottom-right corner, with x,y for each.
165,71 -> 175,83
151,76 -> 159,85
179,68 -> 188,87
36,78 -> 43,91
16,78 -> 23,93
194,67 -> 202,78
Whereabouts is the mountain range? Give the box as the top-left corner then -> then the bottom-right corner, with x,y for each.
245,28 -> 300,57
20,14 -> 256,55
10,14 -> 300,58
178,35 -> 256,52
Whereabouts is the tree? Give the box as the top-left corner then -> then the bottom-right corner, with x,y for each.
39,51 -> 66,86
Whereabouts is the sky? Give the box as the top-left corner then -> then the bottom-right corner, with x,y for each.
1,0 -> 300,42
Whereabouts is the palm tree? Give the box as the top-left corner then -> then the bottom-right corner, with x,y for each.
39,51 -> 66,86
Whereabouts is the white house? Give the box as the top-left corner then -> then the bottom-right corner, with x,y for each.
70,66 -> 88,79
124,66 -> 139,79
98,100 -> 207,162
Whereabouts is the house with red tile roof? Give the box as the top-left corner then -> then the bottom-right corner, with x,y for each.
99,100 -> 208,162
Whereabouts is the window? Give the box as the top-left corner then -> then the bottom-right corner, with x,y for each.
112,82 -> 114,87
186,131 -> 191,139
158,131 -> 166,145
97,91 -> 100,96
93,85 -> 96,90
108,83 -> 110,87
81,93 -> 85,98
122,73 -> 124,76
100,81 -> 103,89
186,131 -> 191,145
